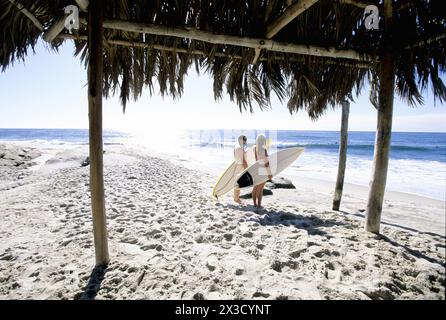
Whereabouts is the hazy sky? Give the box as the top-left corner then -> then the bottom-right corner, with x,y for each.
0,40 -> 445,132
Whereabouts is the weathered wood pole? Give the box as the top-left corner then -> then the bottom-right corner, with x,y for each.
366,0 -> 395,233
88,0 -> 109,265
332,100 -> 350,211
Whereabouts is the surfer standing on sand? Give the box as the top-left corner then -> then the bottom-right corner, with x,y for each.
234,135 -> 248,203
252,134 -> 273,209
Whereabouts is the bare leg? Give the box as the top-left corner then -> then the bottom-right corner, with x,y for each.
255,185 -> 261,208
234,188 -> 241,203
258,182 -> 266,208
252,186 -> 258,207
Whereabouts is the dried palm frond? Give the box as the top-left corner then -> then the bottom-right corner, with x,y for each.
1,0 -> 445,115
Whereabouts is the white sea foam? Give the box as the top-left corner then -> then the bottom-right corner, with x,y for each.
284,153 -> 446,201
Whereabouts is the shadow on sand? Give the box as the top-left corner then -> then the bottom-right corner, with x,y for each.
75,264 -> 108,300
224,203 -> 445,267
339,210 -> 446,240
377,234 -> 445,268
224,203 -> 350,237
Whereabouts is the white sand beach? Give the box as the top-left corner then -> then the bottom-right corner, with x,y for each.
0,143 -> 444,300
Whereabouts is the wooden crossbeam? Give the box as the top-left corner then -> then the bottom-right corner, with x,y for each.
340,0 -> 416,11
266,0 -> 319,39
262,0 -> 319,65
405,33 -> 446,49
75,0 -> 89,12
94,19 -> 371,62
43,16 -> 66,43
59,34 -> 244,58
58,33 -> 372,69
339,0 -> 372,9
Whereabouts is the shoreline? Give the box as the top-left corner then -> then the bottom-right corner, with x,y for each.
2,135 -> 445,202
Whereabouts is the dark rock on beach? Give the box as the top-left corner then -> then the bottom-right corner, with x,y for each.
81,151 -> 106,167
81,157 -> 90,167
265,177 -> 296,189
239,177 -> 294,199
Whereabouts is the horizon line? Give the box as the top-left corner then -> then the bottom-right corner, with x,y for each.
1,127 -> 446,134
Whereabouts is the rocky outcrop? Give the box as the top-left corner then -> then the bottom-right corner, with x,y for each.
0,144 -> 41,168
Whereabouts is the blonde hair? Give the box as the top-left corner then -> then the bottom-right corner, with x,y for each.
256,134 -> 266,156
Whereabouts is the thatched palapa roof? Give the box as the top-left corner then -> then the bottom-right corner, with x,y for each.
1,0 -> 445,116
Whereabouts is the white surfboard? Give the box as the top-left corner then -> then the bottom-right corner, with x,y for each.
212,146 -> 255,199
237,147 -> 305,188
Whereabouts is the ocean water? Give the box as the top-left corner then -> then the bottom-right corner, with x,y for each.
1,128 -> 445,201
0,128 -> 128,146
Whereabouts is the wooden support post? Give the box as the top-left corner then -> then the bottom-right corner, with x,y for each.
88,0 -> 109,265
332,100 -> 350,211
365,0 -> 395,234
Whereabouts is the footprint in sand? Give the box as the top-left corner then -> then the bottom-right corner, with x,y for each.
314,248 -> 333,258
242,231 -> 254,238
271,261 -> 284,272
252,291 -> 270,298
323,261 -> 344,280
0,250 -> 16,262
289,248 -> 306,259
223,233 -> 234,242
120,237 -> 138,245
170,230 -> 182,237
194,234 -> 206,243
